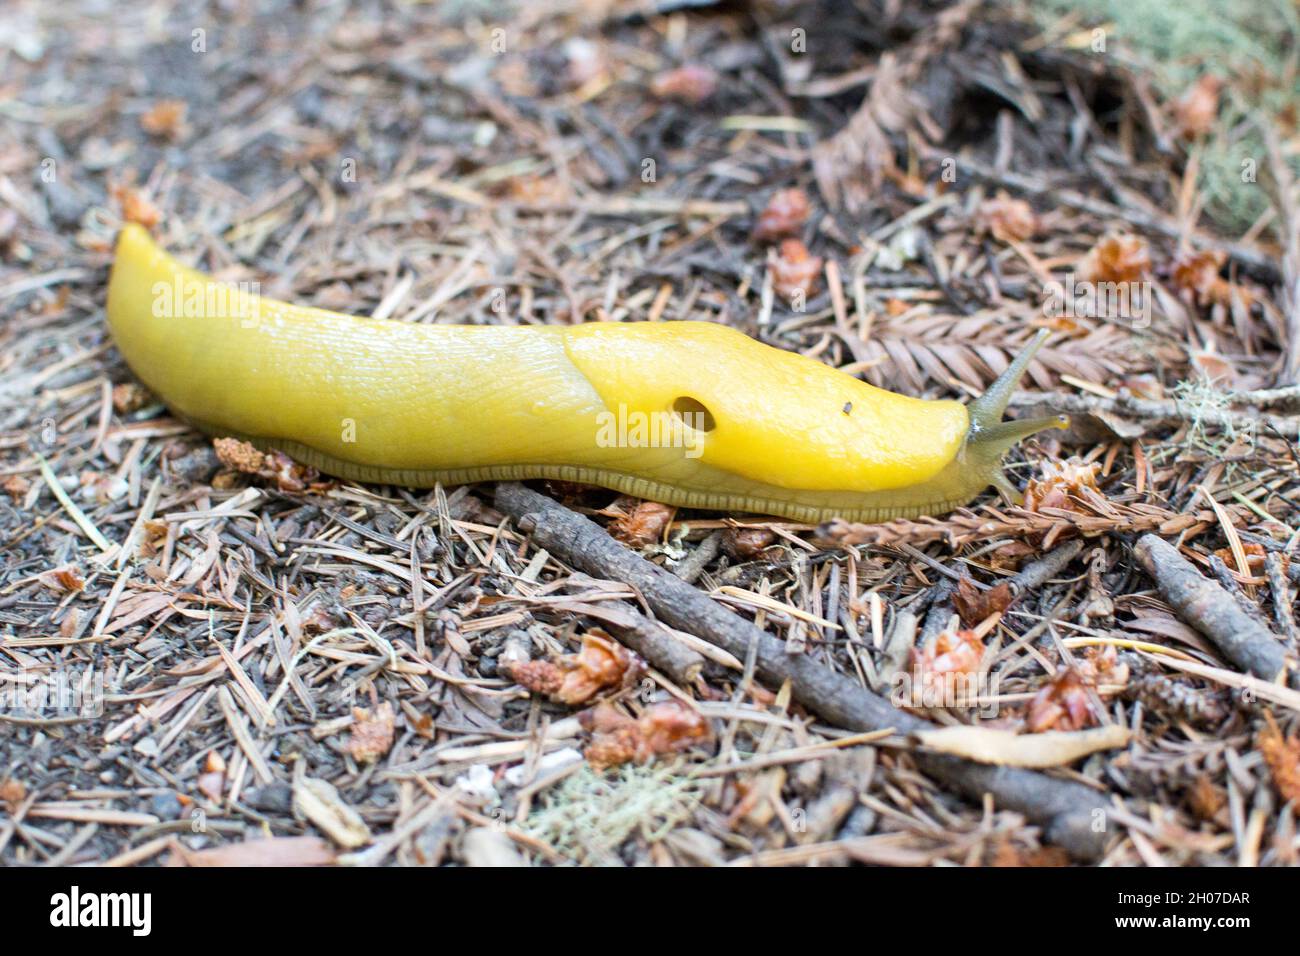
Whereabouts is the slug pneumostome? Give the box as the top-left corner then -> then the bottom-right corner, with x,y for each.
106,224 -> 1065,523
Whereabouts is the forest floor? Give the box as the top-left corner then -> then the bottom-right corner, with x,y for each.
1,0 -> 1299,866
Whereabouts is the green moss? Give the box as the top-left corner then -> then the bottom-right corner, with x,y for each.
1024,0 -> 1300,232
522,763 -> 701,866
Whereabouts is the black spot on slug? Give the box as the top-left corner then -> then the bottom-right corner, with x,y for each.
842,402 -> 852,415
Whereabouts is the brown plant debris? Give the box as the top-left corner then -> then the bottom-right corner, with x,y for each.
752,188 -> 812,243
952,577 -> 1013,627
1257,714 -> 1300,804
37,565 -> 85,593
1171,75 -> 1221,141
975,192 -> 1039,242
110,184 -> 162,230
771,238 -> 823,302
721,526 -> 778,559
608,499 -> 675,547
213,437 -> 324,492
503,631 -> 645,706
579,701 -> 712,769
911,627 -> 985,699
139,99 -> 187,140
1078,233 -> 1152,285
347,702 -> 396,764
649,64 -> 719,104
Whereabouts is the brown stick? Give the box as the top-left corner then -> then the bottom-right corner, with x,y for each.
562,601 -> 705,687
496,482 -> 1112,860
1008,390 -> 1300,439
1134,535 -> 1293,685
1008,539 -> 1085,597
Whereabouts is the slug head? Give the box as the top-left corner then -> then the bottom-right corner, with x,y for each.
961,330 -> 1068,503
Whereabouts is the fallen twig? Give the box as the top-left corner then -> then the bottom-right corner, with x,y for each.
560,600 -> 706,686
1134,534 -> 1295,686
495,482 -> 1112,860
1008,390 -> 1300,439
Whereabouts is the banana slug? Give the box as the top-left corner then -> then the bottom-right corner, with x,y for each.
106,224 -> 1065,523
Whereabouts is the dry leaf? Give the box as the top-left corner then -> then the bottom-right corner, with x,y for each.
884,165 -> 929,197
2,475 -> 31,499
752,188 -> 811,243
1118,374 -> 1164,400
771,238 -> 823,302
507,174 -> 570,205
196,749 -> 226,801
914,724 -> 1130,767
609,499 -> 674,546
170,835 -> 336,867
196,771 -> 225,802
580,700 -> 711,768
37,565 -> 85,593
1213,541 -> 1268,575
140,99 -> 187,139
111,184 -> 162,229
650,64 -> 719,104
0,778 -> 27,809
1078,233 -> 1151,285
1187,773 -> 1226,822
294,776 -> 371,849
348,701 -> 396,763
726,767 -> 786,829
952,578 -> 1013,627
112,382 -> 153,414
504,631 -> 644,705
137,519 -> 169,558
1257,713 -> 1300,803
975,192 -> 1039,242
1189,346 -> 1238,386
1171,75 -> 1221,140
721,527 -> 777,559
990,839 -> 1070,866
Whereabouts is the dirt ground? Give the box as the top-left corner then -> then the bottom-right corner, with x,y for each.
1,0 -> 1299,867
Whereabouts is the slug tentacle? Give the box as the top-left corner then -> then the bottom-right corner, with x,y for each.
972,414 -> 1070,456
105,225 -> 1067,523
967,328 -> 1050,431
960,330 -> 1069,505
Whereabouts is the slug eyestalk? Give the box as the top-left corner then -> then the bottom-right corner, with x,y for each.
962,329 -> 1069,504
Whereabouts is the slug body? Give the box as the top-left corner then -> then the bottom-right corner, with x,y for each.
106,225 -> 1063,522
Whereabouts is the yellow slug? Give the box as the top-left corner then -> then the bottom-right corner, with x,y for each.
105,224 -> 1064,523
